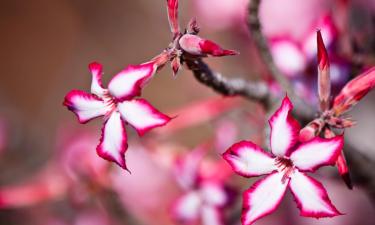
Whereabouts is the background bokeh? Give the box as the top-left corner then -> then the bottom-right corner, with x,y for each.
0,0 -> 374,225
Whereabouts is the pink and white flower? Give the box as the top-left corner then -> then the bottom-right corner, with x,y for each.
172,146 -> 232,225
223,96 -> 343,225
63,62 -> 172,170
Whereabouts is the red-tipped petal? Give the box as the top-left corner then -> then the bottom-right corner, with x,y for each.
333,67 -> 375,115
242,172 -> 289,225
201,206 -> 224,225
167,0 -> 180,36
199,39 -> 239,57
118,99 -> 172,136
63,90 -> 109,124
108,62 -> 156,101
171,57 -> 181,77
317,30 -> 331,111
172,191 -> 201,222
179,34 -> 238,57
289,171 -> 342,218
97,112 -> 128,170
89,62 -> 106,97
222,141 -> 276,178
290,136 -> 343,172
317,30 -> 330,71
269,96 -> 300,157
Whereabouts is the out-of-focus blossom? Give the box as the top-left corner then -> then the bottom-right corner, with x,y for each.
172,145 -> 234,225
63,62 -> 171,170
153,0 -> 238,77
193,0 -> 248,31
223,96 -> 343,225
0,167 -> 67,209
0,129 -> 111,209
156,97 -> 240,135
111,143 -> 180,225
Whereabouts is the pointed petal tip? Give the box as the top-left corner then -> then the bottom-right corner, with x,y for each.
341,173 -> 353,190
269,95 -> 300,157
89,61 -> 102,71
241,172 -> 289,225
317,30 -> 329,70
290,171 -> 342,218
97,112 -> 129,170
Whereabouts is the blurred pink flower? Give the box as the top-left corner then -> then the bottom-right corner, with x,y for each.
110,143 -> 180,225
172,145 -> 233,225
193,0 -> 248,30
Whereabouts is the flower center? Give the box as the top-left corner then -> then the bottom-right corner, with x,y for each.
102,91 -> 117,117
275,157 -> 294,183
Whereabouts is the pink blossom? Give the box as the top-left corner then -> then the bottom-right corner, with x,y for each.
63,62 -> 172,170
172,146 -> 233,225
223,96 -> 343,225
193,0 -> 248,30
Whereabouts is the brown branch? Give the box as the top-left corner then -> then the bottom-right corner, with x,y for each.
185,58 -> 272,108
247,0 -> 315,119
247,0 -> 293,95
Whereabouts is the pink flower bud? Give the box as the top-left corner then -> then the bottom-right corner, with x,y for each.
317,30 -> 331,111
333,67 -> 375,115
298,119 -> 324,142
179,34 -> 238,57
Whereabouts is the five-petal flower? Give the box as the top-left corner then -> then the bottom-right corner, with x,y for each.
223,96 -> 343,225
63,62 -> 172,170
172,146 -> 231,225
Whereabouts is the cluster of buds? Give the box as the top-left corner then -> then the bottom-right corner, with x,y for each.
299,30 -> 375,188
152,0 -> 238,76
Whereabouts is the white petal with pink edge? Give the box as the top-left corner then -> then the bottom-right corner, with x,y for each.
89,62 -> 106,97
223,141 -> 276,177
118,99 -> 171,136
173,191 -> 201,221
289,170 -> 342,218
242,172 -> 288,225
108,62 -> 156,101
201,206 -> 224,225
63,90 -> 109,124
269,96 -> 300,157
200,182 -> 227,207
290,136 -> 343,172
97,111 -> 128,169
